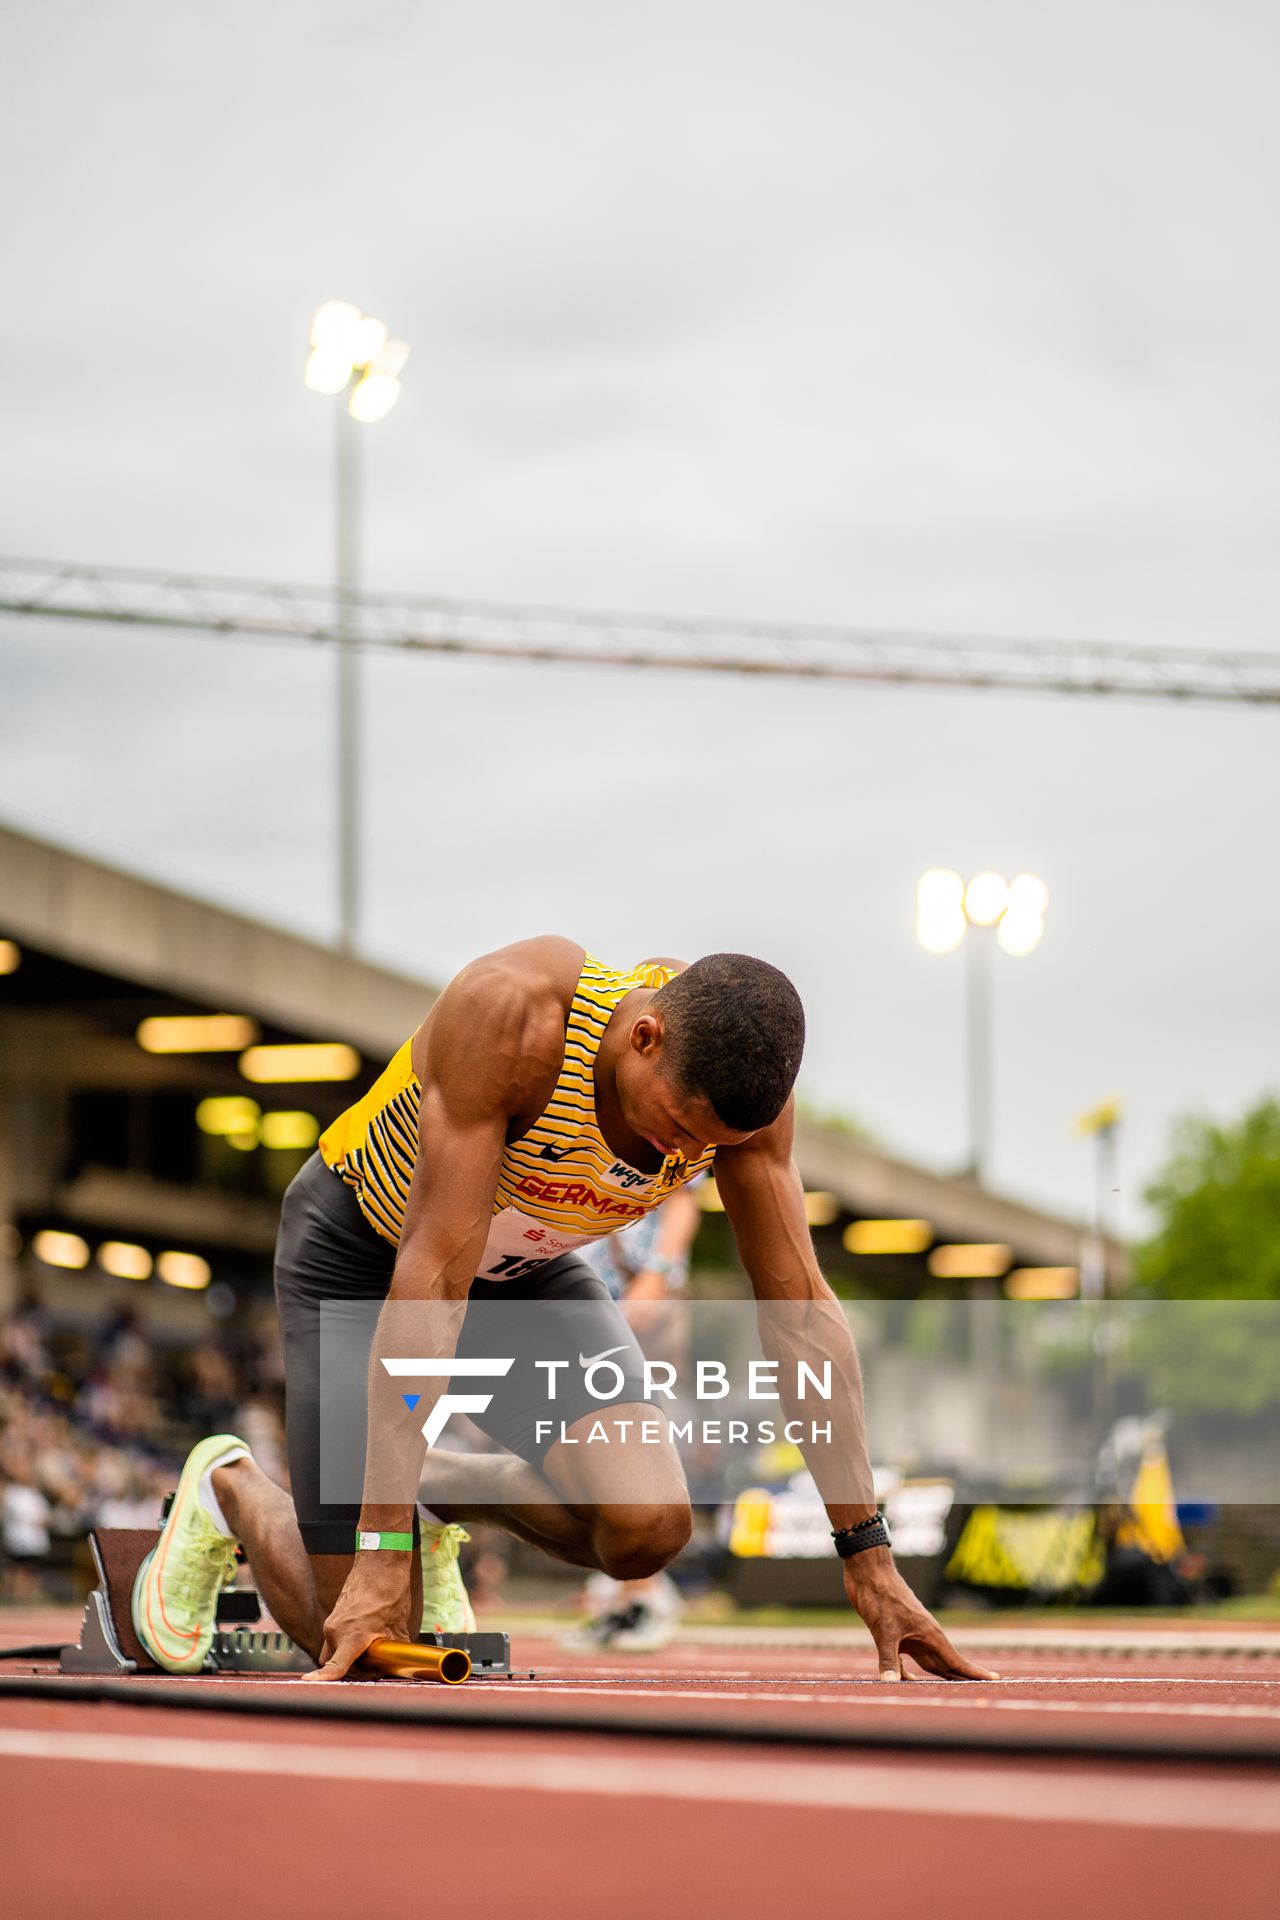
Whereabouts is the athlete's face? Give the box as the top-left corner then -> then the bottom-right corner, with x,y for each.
619,1018 -> 756,1159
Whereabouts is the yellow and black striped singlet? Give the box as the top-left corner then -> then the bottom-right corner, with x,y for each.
318,953 -> 715,1282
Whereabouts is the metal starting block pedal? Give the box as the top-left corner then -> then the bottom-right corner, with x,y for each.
60,1527 -> 510,1678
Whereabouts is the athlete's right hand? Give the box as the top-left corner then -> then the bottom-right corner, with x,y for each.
301,1552 -> 413,1682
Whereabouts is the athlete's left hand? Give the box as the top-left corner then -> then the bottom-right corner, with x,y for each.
843,1549 -> 998,1681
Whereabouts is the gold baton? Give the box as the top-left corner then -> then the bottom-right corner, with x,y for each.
356,1638 -> 472,1684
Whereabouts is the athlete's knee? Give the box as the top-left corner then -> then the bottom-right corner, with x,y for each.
594,1505 -> 692,1580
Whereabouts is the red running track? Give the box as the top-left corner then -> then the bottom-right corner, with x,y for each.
3,1613 -> 1279,1920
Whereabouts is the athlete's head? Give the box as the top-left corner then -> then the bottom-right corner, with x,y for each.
620,953 -> 806,1156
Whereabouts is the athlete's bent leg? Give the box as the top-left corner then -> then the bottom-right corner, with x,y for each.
211,1455 -> 326,1656
211,1458 -> 426,1661
424,1404 -> 692,1577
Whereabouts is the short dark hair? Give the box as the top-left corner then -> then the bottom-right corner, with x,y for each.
652,954 -> 805,1131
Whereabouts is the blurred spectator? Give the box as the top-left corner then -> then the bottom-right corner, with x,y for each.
0,1283 -> 288,1600
1,1458 -> 52,1602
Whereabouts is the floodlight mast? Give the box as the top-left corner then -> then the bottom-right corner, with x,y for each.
915,870 -> 1049,1183
304,301 -> 409,953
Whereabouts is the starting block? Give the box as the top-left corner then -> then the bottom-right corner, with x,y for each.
60,1526 -> 510,1678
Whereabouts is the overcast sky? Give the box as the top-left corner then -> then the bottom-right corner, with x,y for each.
2,1 -> 1277,1235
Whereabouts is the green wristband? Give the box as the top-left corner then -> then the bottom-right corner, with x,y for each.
355,1529 -> 414,1551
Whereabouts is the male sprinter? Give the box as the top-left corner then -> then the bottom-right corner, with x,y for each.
132,940 -> 992,1683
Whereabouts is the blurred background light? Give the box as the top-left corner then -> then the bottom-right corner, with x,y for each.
0,939 -> 21,974
927,1242 -> 1012,1279
196,1095 -> 261,1136
915,869 -> 966,953
844,1218 -> 933,1255
348,373 -> 401,423
996,910 -> 1045,957
1005,1266 -> 1079,1299
917,869 -> 964,914
138,1014 -> 259,1054
1075,1096 -> 1124,1137
309,299 -> 363,355
370,337 -> 410,378
1007,873 -> 1049,918
801,1190 -> 840,1227
350,314 -> 388,364
157,1250 -> 211,1290
303,346 -> 356,395
33,1229 -> 90,1270
239,1042 -> 360,1082
97,1240 -> 153,1281
963,871 -> 1008,927
916,908 -> 966,955
259,1109 -> 320,1151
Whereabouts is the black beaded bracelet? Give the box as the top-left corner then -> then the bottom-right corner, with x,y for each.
831,1513 -> 891,1558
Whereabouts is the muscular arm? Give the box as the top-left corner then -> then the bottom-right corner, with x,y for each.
713,1102 -> 876,1520
355,960 -> 526,1538
716,1103 -> 994,1682
309,943 -> 568,1677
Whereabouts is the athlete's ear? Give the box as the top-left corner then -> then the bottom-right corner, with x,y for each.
629,1013 -> 663,1058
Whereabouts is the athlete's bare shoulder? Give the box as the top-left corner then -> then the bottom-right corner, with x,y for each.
413,937 -> 584,1114
457,935 -> 585,1020
636,953 -> 688,973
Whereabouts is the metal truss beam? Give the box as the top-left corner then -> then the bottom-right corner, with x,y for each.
2,555 -> 1277,705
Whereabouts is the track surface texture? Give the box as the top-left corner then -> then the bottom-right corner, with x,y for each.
4,1610 -> 1279,1920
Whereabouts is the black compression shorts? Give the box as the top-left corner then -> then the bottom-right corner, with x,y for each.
274,1152 -> 647,1554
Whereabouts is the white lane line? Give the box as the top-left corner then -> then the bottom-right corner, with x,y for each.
512,1684 -> 1280,1721
2,1728 -> 1279,1831
539,1671 -> 1275,1687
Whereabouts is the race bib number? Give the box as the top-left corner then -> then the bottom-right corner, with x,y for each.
475,1207 -> 599,1283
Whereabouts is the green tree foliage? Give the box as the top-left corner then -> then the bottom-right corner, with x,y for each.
1136,1098 -> 1280,1300
1131,1099 -> 1280,1418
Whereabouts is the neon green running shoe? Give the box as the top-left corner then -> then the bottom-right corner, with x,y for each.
419,1521 -> 476,1634
131,1433 -> 248,1673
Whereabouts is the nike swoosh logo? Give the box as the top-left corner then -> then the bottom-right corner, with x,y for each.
578,1344 -> 627,1369
539,1142 -> 576,1161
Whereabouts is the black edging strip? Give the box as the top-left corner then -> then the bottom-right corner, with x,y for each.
1,1675 -> 1278,1767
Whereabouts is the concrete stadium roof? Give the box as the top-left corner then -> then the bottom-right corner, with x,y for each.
0,821 -> 434,1057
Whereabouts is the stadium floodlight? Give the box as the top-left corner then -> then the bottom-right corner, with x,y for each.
305,301 -> 408,423
963,872 -> 1008,927
350,314 -> 389,365
348,372 -> 401,424
304,347 -> 356,396
996,908 -> 1045,957
915,869 -> 966,954
371,337 -> 410,378
916,867 -> 1050,1182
